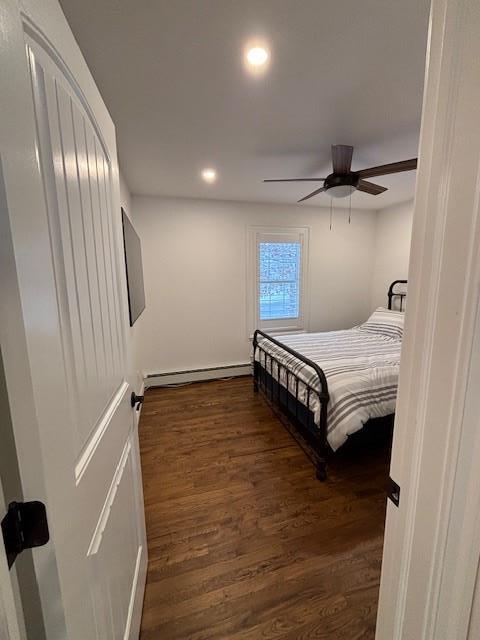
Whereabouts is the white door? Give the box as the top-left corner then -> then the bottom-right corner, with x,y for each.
376,0 -> 480,637
0,0 -> 147,637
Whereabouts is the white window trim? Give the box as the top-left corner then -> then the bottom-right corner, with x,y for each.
247,225 -> 309,338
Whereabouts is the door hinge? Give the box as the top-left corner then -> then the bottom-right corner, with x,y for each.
387,476 -> 401,507
1,501 -> 49,569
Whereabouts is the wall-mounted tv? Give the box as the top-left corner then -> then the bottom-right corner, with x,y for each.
121,208 -> 146,326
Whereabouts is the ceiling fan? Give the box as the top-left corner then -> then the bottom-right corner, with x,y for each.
264,145 -> 417,202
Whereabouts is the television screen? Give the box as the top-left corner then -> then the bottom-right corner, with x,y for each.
121,208 -> 146,326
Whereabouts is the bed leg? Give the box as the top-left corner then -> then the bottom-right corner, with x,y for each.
253,379 -> 258,392
316,459 -> 327,482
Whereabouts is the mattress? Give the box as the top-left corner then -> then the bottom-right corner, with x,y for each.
255,327 -> 402,451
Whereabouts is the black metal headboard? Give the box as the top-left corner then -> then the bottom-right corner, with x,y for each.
388,280 -> 407,311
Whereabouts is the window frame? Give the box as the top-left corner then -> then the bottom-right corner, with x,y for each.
247,225 -> 309,336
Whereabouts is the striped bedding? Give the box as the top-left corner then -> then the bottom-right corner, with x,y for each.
255,324 -> 402,451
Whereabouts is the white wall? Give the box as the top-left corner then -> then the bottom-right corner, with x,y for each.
132,195 -> 378,376
119,169 -> 132,216
371,200 -> 414,309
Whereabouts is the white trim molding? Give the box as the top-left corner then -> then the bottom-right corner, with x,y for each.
376,0 -> 480,638
246,225 -> 310,338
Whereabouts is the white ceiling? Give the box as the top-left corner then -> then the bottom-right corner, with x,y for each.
59,0 -> 430,209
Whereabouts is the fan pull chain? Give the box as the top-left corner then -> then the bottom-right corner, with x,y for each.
349,193 -> 351,224
330,198 -> 333,231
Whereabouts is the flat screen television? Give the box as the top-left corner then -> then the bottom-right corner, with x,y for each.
121,208 -> 146,326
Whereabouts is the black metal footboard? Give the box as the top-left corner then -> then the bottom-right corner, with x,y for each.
252,329 -> 330,480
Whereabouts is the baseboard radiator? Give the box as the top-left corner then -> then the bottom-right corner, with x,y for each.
145,363 -> 252,388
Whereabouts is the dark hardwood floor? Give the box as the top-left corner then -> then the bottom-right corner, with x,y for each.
139,376 -> 390,640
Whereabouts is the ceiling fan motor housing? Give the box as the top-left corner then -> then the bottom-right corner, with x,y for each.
324,173 -> 359,198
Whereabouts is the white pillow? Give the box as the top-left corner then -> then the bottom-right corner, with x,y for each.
359,307 -> 404,340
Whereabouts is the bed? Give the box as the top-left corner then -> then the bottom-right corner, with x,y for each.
252,280 -> 407,480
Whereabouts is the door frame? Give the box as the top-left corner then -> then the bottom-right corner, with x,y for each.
376,0 -> 480,637
0,474 -> 22,640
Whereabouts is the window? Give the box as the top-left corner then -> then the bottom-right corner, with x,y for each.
248,226 -> 309,334
259,242 -> 300,320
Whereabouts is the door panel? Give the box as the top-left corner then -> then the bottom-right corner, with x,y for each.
28,39 -> 125,449
77,382 -> 132,537
0,9 -> 148,637
88,441 -> 143,640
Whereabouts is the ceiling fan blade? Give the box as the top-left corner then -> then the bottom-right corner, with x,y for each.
356,158 -> 417,179
357,180 -> 388,195
263,178 -> 326,183
332,145 -> 354,174
298,186 -> 326,203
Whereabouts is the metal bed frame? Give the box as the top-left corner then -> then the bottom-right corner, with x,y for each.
253,279 -> 407,480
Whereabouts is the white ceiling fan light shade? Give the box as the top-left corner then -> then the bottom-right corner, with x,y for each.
327,184 -> 356,198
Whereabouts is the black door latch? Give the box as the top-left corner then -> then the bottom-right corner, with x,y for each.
387,476 -> 401,507
1,501 -> 49,569
131,392 -> 144,411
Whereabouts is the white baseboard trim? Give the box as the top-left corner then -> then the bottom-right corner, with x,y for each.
145,363 -> 252,387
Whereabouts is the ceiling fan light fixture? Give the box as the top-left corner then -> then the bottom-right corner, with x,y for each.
327,184 -> 356,198
323,173 -> 358,198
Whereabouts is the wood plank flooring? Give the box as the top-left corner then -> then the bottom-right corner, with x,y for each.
139,376 -> 390,639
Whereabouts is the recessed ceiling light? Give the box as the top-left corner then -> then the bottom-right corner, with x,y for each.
246,46 -> 269,67
243,41 -> 271,73
201,168 -> 217,183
